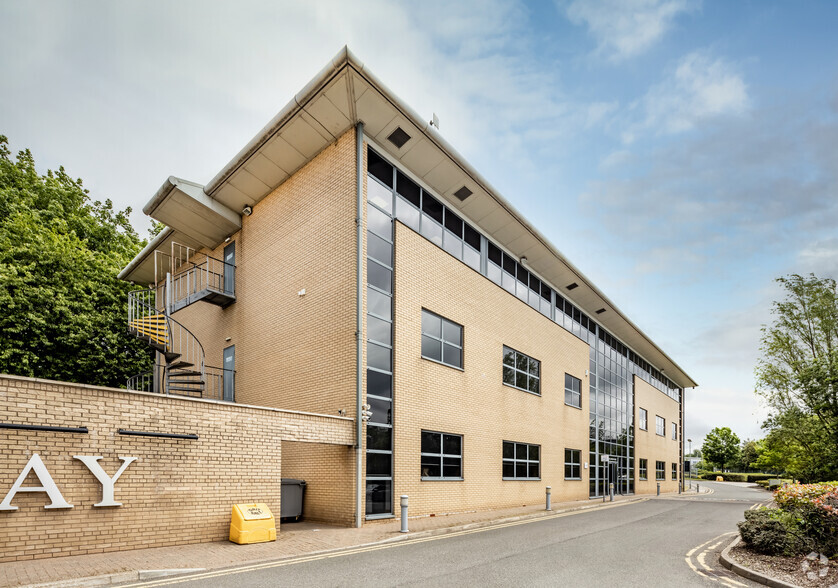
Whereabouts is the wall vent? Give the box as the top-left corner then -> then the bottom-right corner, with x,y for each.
566,283 -> 579,290
387,127 -> 411,149
453,186 -> 473,201
596,308 -> 606,314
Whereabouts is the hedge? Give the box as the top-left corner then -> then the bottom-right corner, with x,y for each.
699,472 -> 778,483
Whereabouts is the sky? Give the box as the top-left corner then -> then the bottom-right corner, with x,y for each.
1,1 -> 837,450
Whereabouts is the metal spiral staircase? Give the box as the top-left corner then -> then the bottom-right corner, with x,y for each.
126,242 -> 235,400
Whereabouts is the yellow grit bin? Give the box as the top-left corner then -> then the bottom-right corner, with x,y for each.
230,503 -> 276,544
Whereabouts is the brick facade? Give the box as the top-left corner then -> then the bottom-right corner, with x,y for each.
0,375 -> 353,562
634,375 -> 681,493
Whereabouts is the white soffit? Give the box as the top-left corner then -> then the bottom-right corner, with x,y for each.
140,48 -> 695,390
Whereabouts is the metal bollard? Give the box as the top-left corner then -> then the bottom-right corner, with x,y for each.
545,486 -> 552,511
400,495 -> 409,533
609,483 -> 614,502
657,482 -> 660,496
696,483 -> 700,493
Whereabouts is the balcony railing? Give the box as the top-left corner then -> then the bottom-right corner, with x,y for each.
169,252 -> 236,312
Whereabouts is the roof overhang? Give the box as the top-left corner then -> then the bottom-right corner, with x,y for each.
120,46 -> 697,390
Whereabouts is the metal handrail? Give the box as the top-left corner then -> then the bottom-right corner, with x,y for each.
168,252 -> 235,309
127,289 -> 207,397
127,363 -> 235,402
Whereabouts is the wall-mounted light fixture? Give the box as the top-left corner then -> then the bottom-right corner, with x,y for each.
242,205 -> 253,216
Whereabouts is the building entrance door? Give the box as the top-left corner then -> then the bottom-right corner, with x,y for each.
223,242 -> 235,294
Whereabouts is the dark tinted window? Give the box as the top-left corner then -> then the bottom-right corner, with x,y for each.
422,193 -> 444,223
464,223 -> 481,250
488,242 -> 502,265
396,170 -> 420,206
367,369 -> 392,398
444,209 -> 463,236
367,148 -> 393,188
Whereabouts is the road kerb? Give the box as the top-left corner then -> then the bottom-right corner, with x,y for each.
719,536 -> 797,588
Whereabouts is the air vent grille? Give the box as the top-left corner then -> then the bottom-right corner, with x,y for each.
566,283 -> 579,290
387,127 -> 411,149
453,186 -> 473,201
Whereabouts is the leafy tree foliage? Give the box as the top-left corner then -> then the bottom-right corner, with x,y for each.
0,135 -> 152,386
702,427 -> 741,470
738,439 -> 760,472
755,274 -> 838,482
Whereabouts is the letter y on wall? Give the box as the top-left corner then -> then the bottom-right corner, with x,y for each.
73,456 -> 138,507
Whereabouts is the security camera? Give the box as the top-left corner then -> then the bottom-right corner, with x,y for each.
242,205 -> 253,216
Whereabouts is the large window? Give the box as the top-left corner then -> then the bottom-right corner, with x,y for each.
565,449 -> 581,480
421,309 -> 463,369
565,373 -> 581,408
639,458 -> 648,480
502,346 -> 540,395
672,462 -> 678,480
502,441 -> 540,480
421,431 -> 463,480
656,460 -> 665,480
671,422 -> 677,440
639,408 -> 648,431
655,415 -> 665,436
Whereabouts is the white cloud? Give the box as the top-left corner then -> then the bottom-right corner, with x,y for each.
798,238 -> 838,278
564,0 -> 699,62
631,50 -> 749,139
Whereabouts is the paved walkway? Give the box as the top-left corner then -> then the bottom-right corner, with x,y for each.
2,489 -> 703,588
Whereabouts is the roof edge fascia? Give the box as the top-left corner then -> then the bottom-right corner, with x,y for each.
117,225 -> 174,281
189,45 -> 698,390
204,45 -> 356,197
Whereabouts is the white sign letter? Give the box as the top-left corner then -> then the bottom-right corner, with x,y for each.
73,456 -> 137,507
0,453 -> 73,511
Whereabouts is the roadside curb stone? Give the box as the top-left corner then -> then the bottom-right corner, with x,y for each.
720,536 -> 798,588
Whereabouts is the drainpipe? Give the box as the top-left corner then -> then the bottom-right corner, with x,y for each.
355,121 -> 365,528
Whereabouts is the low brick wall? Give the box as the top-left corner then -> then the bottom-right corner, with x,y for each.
0,375 -> 355,562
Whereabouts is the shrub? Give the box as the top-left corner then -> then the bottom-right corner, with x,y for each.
774,483 -> 838,510
747,474 -> 776,483
738,508 -> 811,555
755,480 -> 770,488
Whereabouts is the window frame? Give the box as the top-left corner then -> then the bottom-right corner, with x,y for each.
420,430 -> 463,481
502,346 -> 541,396
672,462 -> 678,480
564,448 -> 582,480
420,309 -> 464,370
671,422 -> 677,440
655,460 -> 665,480
564,373 -> 582,408
502,441 -> 541,481
655,415 -> 665,437
639,458 -> 648,481
638,408 -> 648,431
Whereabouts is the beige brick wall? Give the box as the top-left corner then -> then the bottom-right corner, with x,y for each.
0,375 -> 354,561
169,128 -> 359,417
281,441 -> 355,526
634,375 -> 681,494
389,223 -> 591,516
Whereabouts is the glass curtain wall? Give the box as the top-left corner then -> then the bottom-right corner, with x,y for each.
365,149 -> 396,517
366,144 -> 681,500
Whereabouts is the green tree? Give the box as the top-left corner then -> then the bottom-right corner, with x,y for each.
702,427 -> 741,470
739,439 -> 760,472
755,274 -> 838,481
0,135 -> 152,386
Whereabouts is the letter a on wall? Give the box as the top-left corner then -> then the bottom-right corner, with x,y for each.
0,453 -> 73,511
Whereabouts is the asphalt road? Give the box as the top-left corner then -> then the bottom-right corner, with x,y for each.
130,481 -> 769,588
